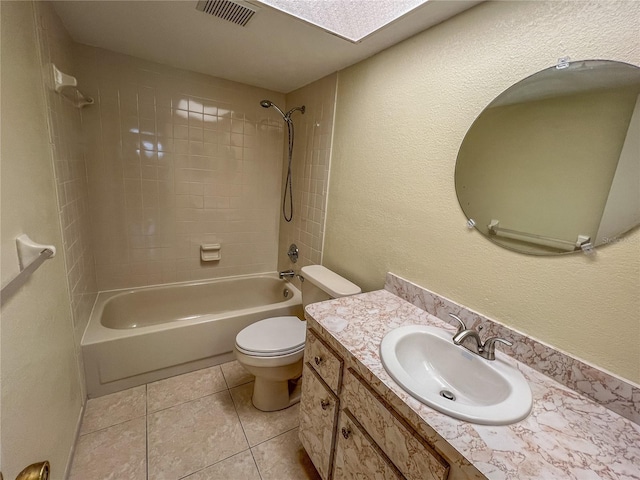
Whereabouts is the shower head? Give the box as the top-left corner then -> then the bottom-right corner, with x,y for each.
260,99 -> 304,121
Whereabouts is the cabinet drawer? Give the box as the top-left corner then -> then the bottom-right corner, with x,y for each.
343,369 -> 449,480
299,363 -> 339,480
305,329 -> 343,393
333,409 -> 404,480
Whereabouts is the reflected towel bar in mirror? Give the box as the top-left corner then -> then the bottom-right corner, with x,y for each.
487,220 -> 591,252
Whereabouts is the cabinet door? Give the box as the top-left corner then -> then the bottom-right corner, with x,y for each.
299,363 -> 339,480
342,370 -> 449,480
305,328 -> 343,393
333,410 -> 405,480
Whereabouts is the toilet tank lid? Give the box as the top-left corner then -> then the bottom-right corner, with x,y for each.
301,265 -> 361,298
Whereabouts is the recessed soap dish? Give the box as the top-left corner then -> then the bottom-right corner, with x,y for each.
201,243 -> 221,262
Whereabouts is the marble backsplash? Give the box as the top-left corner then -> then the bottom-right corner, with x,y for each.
384,273 -> 640,425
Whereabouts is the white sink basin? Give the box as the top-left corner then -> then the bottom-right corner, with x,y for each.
380,325 -> 532,425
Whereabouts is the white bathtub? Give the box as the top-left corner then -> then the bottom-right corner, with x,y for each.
82,273 -> 303,397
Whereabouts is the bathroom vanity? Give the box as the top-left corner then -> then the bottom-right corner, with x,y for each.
300,328 -> 460,479
298,274 -> 640,480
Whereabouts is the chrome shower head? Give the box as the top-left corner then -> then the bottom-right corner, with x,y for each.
259,99 -> 304,121
260,99 -> 286,120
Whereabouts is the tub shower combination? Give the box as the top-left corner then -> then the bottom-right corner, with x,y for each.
82,274 -> 303,397
83,99 -> 308,397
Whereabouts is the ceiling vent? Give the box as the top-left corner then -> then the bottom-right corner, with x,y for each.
196,0 -> 258,27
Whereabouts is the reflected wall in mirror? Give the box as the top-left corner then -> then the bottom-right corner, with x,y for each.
455,60 -> 640,255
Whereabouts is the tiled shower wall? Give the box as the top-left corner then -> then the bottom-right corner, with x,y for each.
73,47 -> 287,290
278,74 -> 337,275
34,2 -> 97,382
31,3 -> 334,298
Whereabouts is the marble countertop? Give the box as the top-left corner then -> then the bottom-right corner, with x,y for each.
305,289 -> 640,480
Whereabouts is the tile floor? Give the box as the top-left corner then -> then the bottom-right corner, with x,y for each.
69,361 -> 321,480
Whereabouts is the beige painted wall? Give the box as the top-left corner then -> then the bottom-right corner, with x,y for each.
596,94 -> 640,244
325,0 -> 640,384
1,2 -> 83,478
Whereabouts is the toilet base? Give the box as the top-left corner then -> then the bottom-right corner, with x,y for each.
252,376 -> 302,412
233,345 -> 304,412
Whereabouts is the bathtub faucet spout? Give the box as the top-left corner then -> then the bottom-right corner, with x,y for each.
279,269 -> 295,279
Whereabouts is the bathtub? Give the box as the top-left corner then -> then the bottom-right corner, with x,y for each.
82,273 -> 303,397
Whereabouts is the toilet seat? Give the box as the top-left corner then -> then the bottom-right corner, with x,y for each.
235,316 -> 306,357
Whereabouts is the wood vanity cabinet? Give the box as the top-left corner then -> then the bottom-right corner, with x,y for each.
300,328 -> 451,480
299,363 -> 339,479
333,409 -> 404,480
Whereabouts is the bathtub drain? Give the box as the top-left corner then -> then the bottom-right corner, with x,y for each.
283,288 -> 290,298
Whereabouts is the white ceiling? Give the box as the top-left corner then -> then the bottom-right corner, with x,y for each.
53,0 -> 481,93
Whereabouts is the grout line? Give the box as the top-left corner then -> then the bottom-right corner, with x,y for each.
249,425 -> 299,450
249,447 -> 264,480
146,386 -> 230,415
228,382 -> 252,448
78,413 -> 147,437
221,364 -> 231,390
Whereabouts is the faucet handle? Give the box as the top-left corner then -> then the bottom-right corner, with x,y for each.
448,314 -> 466,335
481,337 -> 513,360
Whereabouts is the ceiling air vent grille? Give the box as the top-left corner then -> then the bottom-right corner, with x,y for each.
196,0 -> 257,27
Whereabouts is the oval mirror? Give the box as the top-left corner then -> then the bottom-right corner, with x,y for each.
455,59 -> 640,255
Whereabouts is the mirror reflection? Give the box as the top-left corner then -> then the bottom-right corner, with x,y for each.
455,60 -> 640,255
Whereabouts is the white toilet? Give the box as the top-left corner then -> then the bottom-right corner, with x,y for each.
234,265 -> 361,411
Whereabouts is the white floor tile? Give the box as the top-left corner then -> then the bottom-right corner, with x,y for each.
80,385 -> 146,435
147,365 -> 227,413
230,381 -> 300,447
147,390 -> 248,480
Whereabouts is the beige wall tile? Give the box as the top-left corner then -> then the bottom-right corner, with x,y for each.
75,47 -> 286,290
33,3 -> 98,353
278,74 -> 337,278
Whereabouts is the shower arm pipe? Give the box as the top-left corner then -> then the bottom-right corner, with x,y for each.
259,100 -> 305,122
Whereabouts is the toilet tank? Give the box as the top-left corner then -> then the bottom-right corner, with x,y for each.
300,265 -> 361,308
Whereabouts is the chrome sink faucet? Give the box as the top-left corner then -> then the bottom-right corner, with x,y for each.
448,313 -> 512,361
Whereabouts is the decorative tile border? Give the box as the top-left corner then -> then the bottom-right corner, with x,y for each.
384,272 -> 640,425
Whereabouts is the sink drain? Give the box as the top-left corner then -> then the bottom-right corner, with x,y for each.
440,390 -> 456,401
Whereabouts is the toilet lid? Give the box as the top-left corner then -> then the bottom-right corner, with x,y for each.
236,316 -> 307,356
